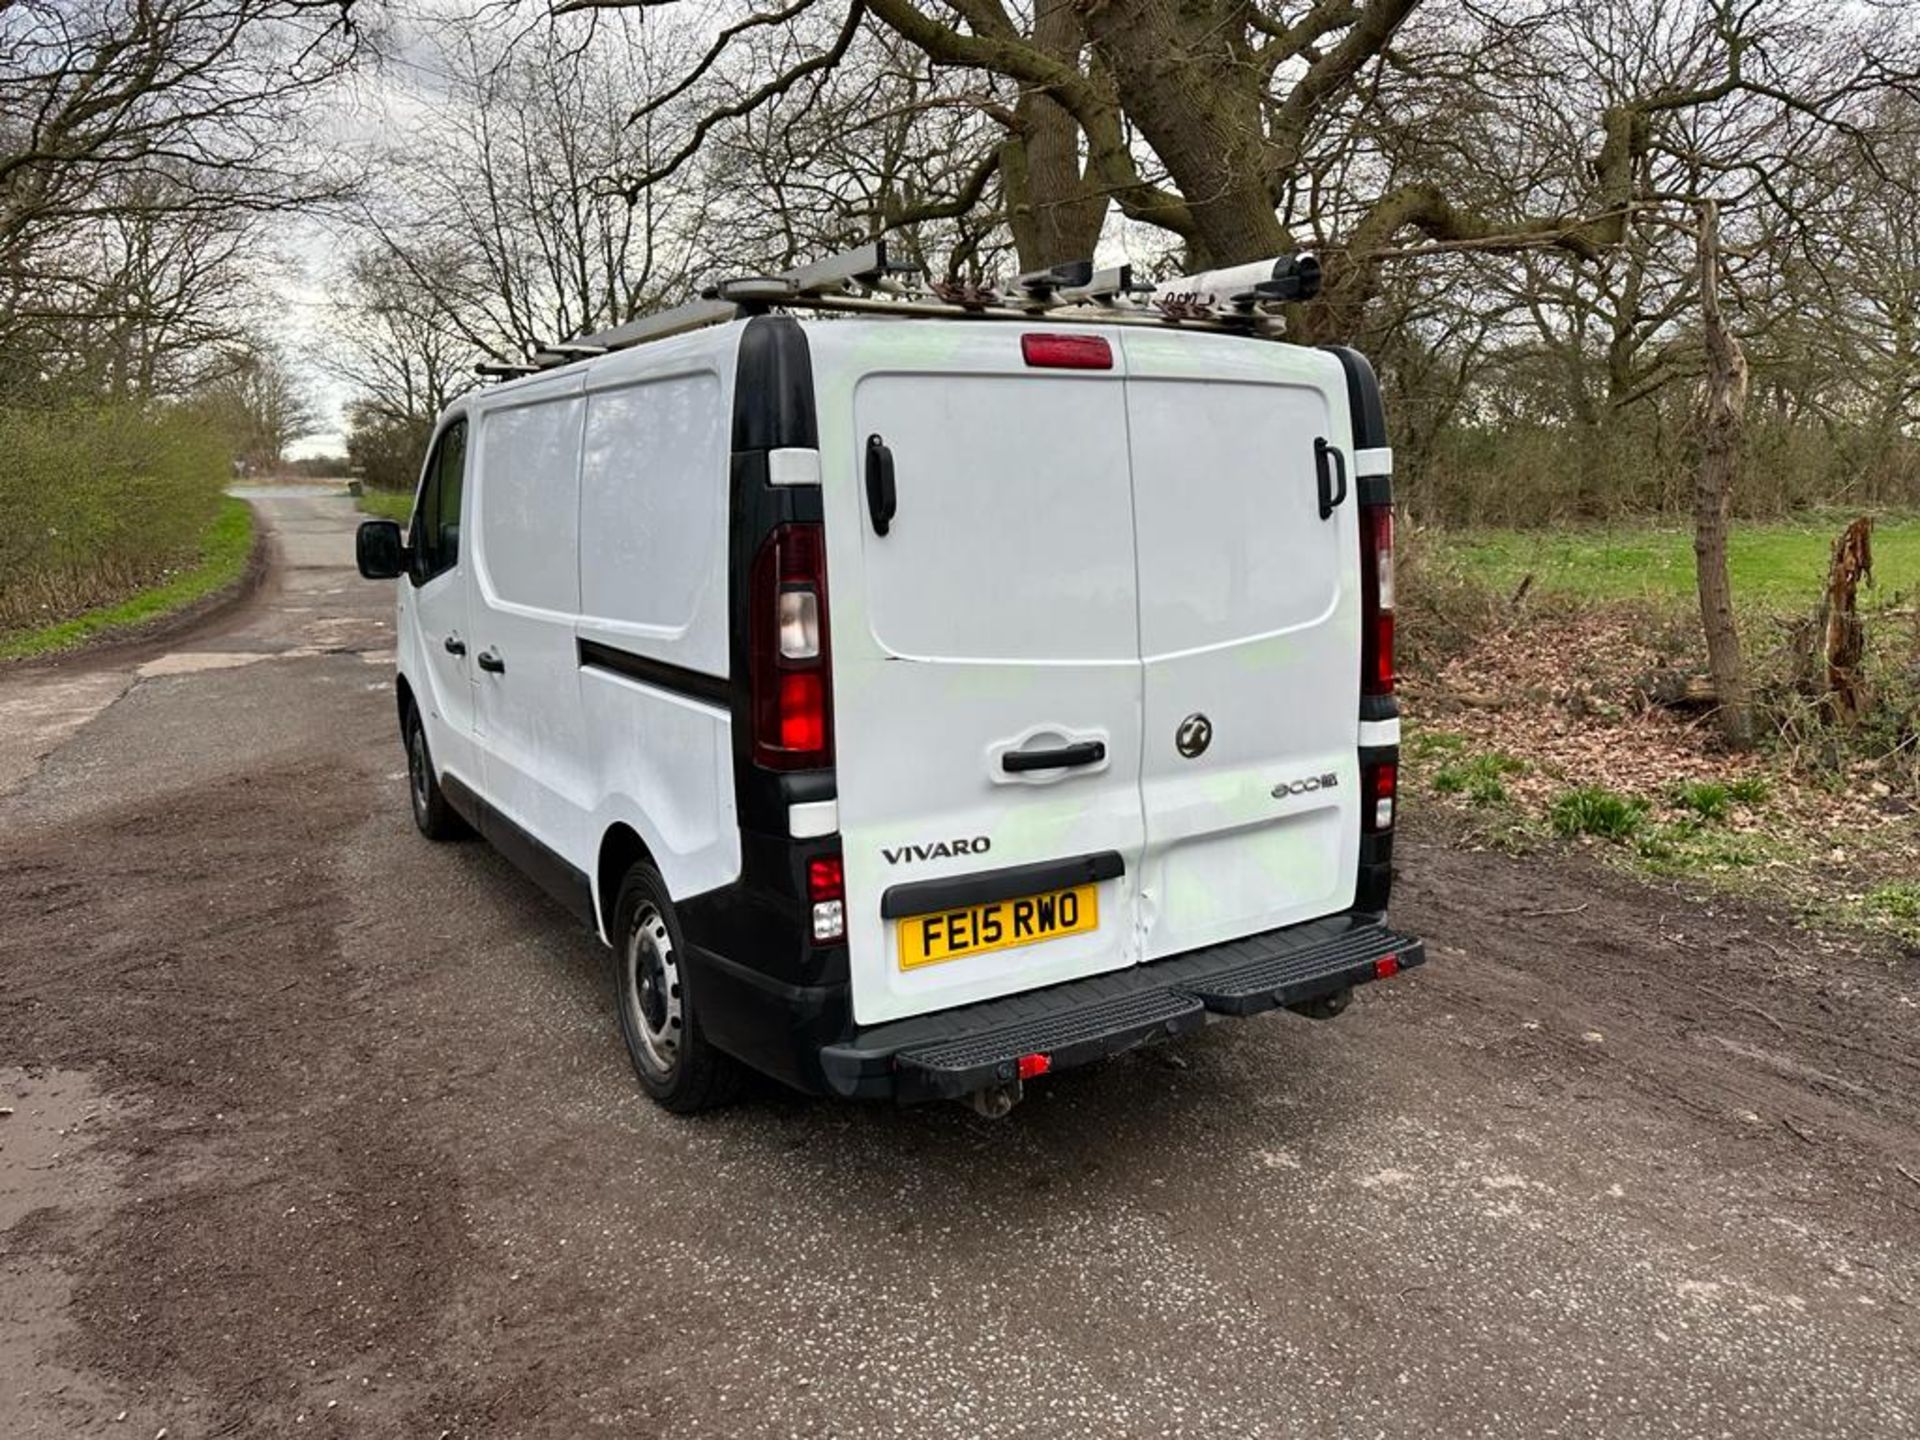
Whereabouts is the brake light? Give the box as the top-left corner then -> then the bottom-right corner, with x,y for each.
808,853 -> 845,942
1360,504 -> 1395,696
1016,1052 -> 1052,1080
1363,759 -> 1397,833
750,524 -> 833,769
1021,333 -> 1112,370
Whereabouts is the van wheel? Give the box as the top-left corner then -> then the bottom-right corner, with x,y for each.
404,704 -> 467,841
613,863 -> 742,1113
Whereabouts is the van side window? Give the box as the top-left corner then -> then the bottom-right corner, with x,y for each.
410,418 -> 468,584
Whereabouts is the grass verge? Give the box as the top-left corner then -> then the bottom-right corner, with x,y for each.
1430,512 -> 1919,611
356,490 -> 413,524
0,497 -> 257,662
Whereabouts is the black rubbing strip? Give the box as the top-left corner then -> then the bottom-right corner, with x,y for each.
880,851 -> 1125,920
578,639 -> 731,708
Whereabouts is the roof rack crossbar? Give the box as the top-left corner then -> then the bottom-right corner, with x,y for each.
469,242 -> 1319,383
569,238 -> 907,358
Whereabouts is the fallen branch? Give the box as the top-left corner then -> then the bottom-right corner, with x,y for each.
1519,901 -> 1590,919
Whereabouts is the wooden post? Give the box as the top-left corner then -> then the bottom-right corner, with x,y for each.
1693,199 -> 1756,750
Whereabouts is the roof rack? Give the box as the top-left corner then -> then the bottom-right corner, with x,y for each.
473,240 -> 1320,382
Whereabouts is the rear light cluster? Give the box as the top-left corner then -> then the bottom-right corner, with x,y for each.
1359,503 -> 1395,697
808,855 -> 845,943
750,523 -> 833,768
1358,493 -> 1396,836
1363,759 -> 1397,833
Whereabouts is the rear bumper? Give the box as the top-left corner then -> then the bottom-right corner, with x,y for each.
691,912 -> 1422,1103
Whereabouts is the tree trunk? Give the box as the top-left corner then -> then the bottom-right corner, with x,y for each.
1001,4 -> 1108,271
1692,199 -> 1755,750
1823,516 -> 1874,726
1073,0 -> 1287,268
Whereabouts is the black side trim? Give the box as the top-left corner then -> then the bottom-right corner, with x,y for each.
1321,345 -> 1388,451
732,314 -> 818,452
578,638 -> 730,708
679,312 -> 834,995
881,851 -> 1124,920
1357,474 -> 1392,507
438,767 -> 485,830
1356,742 -> 1400,914
1361,693 -> 1400,722
441,772 -> 597,928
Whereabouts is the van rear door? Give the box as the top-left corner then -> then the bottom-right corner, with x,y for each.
814,323 -> 1147,1027
1118,332 -> 1362,961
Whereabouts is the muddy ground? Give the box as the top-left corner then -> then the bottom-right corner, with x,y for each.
3,495 -> 1917,1438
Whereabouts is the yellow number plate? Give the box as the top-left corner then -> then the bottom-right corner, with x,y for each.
897,884 -> 1099,970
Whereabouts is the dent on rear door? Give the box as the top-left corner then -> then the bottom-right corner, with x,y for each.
818,324 -> 1150,1026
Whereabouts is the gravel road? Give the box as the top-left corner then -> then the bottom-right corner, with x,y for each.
3,493 -> 1917,1439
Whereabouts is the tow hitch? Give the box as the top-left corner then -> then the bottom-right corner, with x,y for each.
964,1079 -> 1023,1119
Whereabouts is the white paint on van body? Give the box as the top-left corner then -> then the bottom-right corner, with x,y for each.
812,322 -> 1150,1024
398,328 -> 745,924
811,321 -> 1363,1025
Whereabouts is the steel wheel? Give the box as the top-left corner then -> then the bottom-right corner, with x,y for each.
622,902 -> 683,1080
407,719 -> 432,830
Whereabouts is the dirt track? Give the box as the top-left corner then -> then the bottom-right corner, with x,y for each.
3,494 -> 1919,1438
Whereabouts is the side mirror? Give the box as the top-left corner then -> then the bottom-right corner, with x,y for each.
356,519 -> 408,580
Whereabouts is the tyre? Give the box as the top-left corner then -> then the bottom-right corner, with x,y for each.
404,703 -> 469,841
612,862 -> 743,1113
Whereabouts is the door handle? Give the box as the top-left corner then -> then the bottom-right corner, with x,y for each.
865,434 -> 896,536
1002,740 -> 1106,773
1315,437 -> 1348,520
476,649 -> 505,674
444,635 -> 466,656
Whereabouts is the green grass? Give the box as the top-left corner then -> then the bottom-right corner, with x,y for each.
1667,779 -> 1733,822
1632,819 -> 1783,876
356,489 -> 414,524
1548,785 -> 1648,840
1433,750 -> 1527,805
1827,881 -> 1920,946
0,497 -> 255,661
1404,727 -> 1470,763
1433,513 -> 1920,611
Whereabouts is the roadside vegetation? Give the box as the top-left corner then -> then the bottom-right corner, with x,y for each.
1432,517 -> 1920,612
356,489 -> 414,525
1402,514 -> 1919,945
0,495 -> 255,662
0,407 -> 262,659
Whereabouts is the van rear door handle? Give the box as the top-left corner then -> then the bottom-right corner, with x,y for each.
1002,740 -> 1106,773
476,649 -> 505,674
865,434 -> 896,536
1314,437 -> 1348,520
444,635 -> 466,656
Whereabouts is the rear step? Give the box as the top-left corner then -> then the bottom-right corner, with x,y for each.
829,918 -> 1422,1103
896,989 -> 1206,1101
1171,924 -> 1419,1017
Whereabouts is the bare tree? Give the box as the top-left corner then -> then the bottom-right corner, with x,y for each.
351,12 -> 709,360
198,336 -> 318,471
1,0 -> 359,397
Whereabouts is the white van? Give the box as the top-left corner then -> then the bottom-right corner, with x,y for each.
356,247 -> 1422,1114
